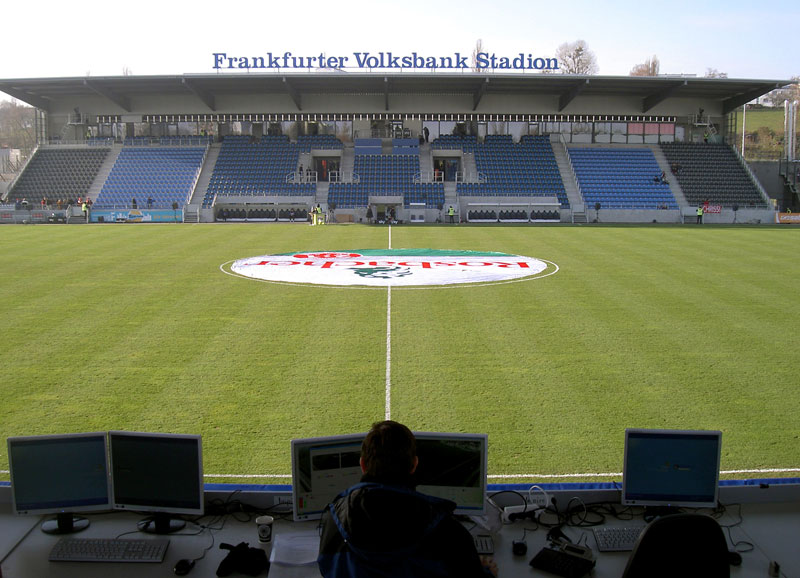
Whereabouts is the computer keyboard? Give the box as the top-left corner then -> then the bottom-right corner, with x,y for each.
49,537 -> 170,563
592,525 -> 646,552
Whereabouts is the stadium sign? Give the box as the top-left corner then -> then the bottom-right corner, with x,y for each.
212,52 -> 558,72
229,249 -> 555,287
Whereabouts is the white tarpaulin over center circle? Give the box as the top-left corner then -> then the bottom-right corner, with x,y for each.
229,249 -> 555,287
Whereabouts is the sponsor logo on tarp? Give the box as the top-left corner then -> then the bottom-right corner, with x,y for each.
229,249 -> 556,287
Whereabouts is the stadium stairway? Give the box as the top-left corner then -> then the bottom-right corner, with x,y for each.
650,145 -> 689,206
188,143 -> 221,209
340,144 -> 355,180
551,136 -> 582,209
87,144 -> 123,203
461,150 -> 478,180
418,142 -> 434,177
444,181 -> 458,212
317,181 -> 330,209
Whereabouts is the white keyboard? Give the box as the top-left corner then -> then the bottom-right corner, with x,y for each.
592,525 -> 646,552
49,537 -> 169,562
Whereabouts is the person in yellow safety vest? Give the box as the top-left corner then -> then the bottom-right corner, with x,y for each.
81,200 -> 88,222
316,204 -> 324,225
448,205 -> 455,224
311,204 -> 318,226
696,205 -> 704,224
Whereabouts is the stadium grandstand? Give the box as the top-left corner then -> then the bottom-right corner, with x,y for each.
0,73 -> 794,224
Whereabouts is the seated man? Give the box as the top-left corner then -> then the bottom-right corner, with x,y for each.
318,420 -> 495,577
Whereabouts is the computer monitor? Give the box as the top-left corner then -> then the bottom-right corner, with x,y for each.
109,431 -> 204,534
291,433 -> 365,521
412,432 -> 488,516
622,428 -> 722,511
290,431 -> 488,521
7,432 -> 111,534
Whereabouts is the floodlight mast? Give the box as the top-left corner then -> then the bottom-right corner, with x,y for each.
742,103 -> 746,159
785,100 -> 798,162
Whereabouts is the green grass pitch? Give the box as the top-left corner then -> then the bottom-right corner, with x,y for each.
1,223 -> 799,484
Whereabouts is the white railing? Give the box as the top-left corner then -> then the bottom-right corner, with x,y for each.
454,171 -> 486,184
329,171 -> 360,184
732,145 -> 771,206
287,171 -> 318,183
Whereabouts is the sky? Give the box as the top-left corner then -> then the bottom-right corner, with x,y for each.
1,0 -> 796,91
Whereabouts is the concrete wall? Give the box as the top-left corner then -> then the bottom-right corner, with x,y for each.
748,160 -> 784,200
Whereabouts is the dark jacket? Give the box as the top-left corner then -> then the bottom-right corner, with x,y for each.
318,478 -> 490,578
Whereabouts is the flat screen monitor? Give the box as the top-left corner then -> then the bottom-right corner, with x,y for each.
109,431 -> 204,534
8,432 -> 111,534
290,431 -> 488,521
291,433 -> 365,521
622,428 -> 722,510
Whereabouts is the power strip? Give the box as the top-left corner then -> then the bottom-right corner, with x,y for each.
503,501 -> 544,523
502,491 -> 550,522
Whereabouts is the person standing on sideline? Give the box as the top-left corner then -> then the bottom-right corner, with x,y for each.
318,420 -> 496,578
696,205 -> 704,224
448,205 -> 456,224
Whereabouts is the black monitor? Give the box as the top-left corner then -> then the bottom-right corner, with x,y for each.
290,431 -> 488,521
109,431 -> 204,534
412,432 -> 488,516
622,428 -> 722,511
8,432 -> 111,534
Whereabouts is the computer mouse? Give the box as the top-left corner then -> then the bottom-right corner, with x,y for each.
512,540 -> 528,556
173,558 -> 196,575
728,551 -> 742,566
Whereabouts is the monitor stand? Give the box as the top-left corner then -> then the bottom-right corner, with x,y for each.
137,513 -> 186,534
41,513 -> 90,534
643,506 -> 681,522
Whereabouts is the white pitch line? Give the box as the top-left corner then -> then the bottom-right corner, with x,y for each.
199,467 -> 800,481
385,224 -> 393,421
385,286 -> 392,420
489,473 -> 622,479
204,474 -> 292,479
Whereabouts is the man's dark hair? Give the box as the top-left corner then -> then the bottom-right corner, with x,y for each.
361,420 -> 416,479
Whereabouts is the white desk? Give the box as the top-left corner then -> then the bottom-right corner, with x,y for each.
1,499 -> 797,577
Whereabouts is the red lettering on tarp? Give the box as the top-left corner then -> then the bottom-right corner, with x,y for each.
494,262 -> 530,268
397,261 -> 432,268
253,260 -> 300,266
294,252 -> 362,259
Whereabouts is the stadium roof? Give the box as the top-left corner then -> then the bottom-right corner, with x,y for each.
0,73 -> 791,115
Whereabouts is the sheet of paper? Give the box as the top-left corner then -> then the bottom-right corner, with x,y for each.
269,532 -> 319,566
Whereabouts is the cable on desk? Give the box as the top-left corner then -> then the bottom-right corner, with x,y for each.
717,502 -> 754,553
564,497 -> 605,528
487,490 -> 527,508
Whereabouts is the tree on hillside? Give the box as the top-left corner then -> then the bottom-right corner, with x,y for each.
630,55 -> 660,77
555,40 -> 598,75
763,76 -> 800,107
0,100 -> 35,157
704,68 -> 728,78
